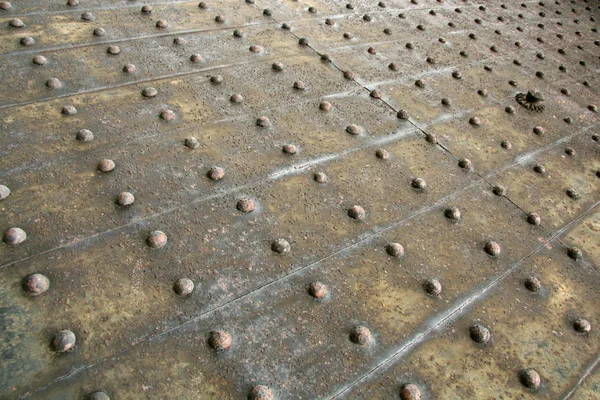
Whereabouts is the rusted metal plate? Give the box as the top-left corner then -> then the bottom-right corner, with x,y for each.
1,0 -> 600,399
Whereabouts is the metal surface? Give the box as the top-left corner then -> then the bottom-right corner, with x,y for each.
1,0 -> 599,399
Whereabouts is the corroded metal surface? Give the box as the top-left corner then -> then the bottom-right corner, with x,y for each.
1,0 -> 599,399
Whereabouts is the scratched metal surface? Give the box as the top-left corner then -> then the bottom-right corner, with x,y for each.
0,0 -> 599,399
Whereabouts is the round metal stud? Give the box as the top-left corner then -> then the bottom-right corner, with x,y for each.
308,282 -> 328,299
141,5 -> 152,13
81,12 -> 94,21
173,37 -> 185,45
190,54 -> 202,63
116,192 -> 135,207
519,369 -> 541,390
501,141 -> 512,150
469,117 -> 481,126
97,159 -> 115,172
314,172 -> 328,183
248,385 -> 274,400
346,124 -> 361,135
485,241 -> 501,256
9,18 -> 24,27
524,277 -> 542,292
493,185 -> 506,196
272,62 -> 284,71
375,149 -> 389,160
527,212 -> 541,225
256,116 -> 270,128
271,239 -> 290,254
567,246 -> 583,260
386,243 -> 404,258
470,324 -> 491,343
52,330 -> 76,352
444,207 -> 461,221
573,318 -> 591,333
350,326 -> 372,345
411,177 -> 426,190
0,185 -> 10,200
282,144 -> 297,155
160,109 -> 176,121
106,45 -> 120,55
210,75 -> 223,84
423,279 -> 442,296
46,78 -> 62,89
207,167 -> 225,181
399,383 -> 421,400
86,392 -> 110,400
237,198 -> 255,213
566,188 -> 580,200
142,87 -> 157,97
22,274 -> 50,295
319,101 -> 332,112
397,110 -> 409,120
146,231 -> 167,249
20,36 -> 35,46
230,93 -> 243,103
0,1 -> 12,10
348,205 -> 365,220
458,158 -> 472,170
208,330 -> 232,350
61,105 -> 77,115
156,20 -> 168,28
33,55 -> 47,65
174,278 -> 194,296
93,28 -> 106,37
123,64 -> 136,73
293,81 -> 306,90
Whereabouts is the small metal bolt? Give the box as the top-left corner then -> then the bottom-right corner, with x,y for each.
141,5 -> 152,13
533,164 -> 545,174
61,105 -> 77,115
298,37 -> 308,46
346,124 -> 361,135
271,239 -> 290,254
458,158 -> 472,170
249,45 -> 262,53
230,94 -> 244,103
214,15 -> 225,23
470,324 -> 491,343
81,12 -> 94,21
93,28 -> 106,37
23,274 -> 50,295
423,279 -> 442,296
116,192 -> 135,207
123,64 -> 136,73
208,331 -> 232,350
33,55 -> 47,65
174,278 -> 194,296
256,116 -> 270,128
375,149 -> 389,160
573,318 -> 591,333
142,87 -> 157,97
527,213 -> 541,225
282,144 -> 297,155
52,330 -> 76,352
519,369 -> 541,390
0,1 -> 12,10
3,227 -> 26,245
314,172 -> 328,183
469,117 -> 481,126
415,79 -> 425,88
210,75 -> 223,84
397,110 -> 409,120
444,207 -> 461,221
350,326 -> 372,345
237,199 -> 255,213
308,282 -> 328,299
370,89 -> 382,99
97,159 -> 115,172
524,277 -> 542,292
348,205 -> 365,220
173,37 -> 185,45
147,231 -> 167,249
485,241 -> 501,257
46,78 -> 62,89
501,141 -> 512,150
566,188 -> 580,200
386,243 -> 404,258
319,101 -> 332,112
533,126 -> 545,135
20,36 -> 35,46
156,20 -> 168,28
160,109 -> 176,121
411,177 -> 426,190
190,54 -> 202,63
207,167 -> 225,181
399,383 -> 421,400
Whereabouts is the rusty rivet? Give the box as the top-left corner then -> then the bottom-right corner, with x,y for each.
564,117 -> 573,124
348,205 -> 365,220
406,42 -> 414,49
116,192 -> 135,207
343,32 -> 354,39
415,79 -> 425,88
535,71 -> 544,79
198,1 -> 207,8
52,330 -> 76,352
411,177 -> 426,190
470,324 -> 491,343
173,37 -> 186,45
469,117 -> 481,126
86,392 -> 109,400
141,87 -> 158,98
123,63 -> 136,73
298,37 -> 308,46
33,55 -> 47,65
146,231 -> 167,249
505,106 -> 515,114
423,279 -> 442,296
533,126 -> 545,135
430,9 -> 437,15
271,239 -> 290,254
485,241 -> 501,256
81,11 -> 94,21
308,282 -> 328,299
214,15 -> 225,23
397,110 -> 409,120
527,212 -> 541,225
375,149 -> 389,160
501,140 -> 512,150
474,18 -> 482,24
61,105 -> 77,115
156,19 -> 168,28
282,144 -> 297,154
190,54 -> 203,63
363,14 -> 372,21
567,246 -> 583,260
174,278 -> 194,296
207,167 -> 225,181
557,33 -> 563,39
520,369 -> 541,390
256,116 -> 270,128
97,159 -> 115,172
209,330 -> 232,350
0,1 -> 11,9
0,185 -> 10,200
160,109 -> 176,121
350,326 -> 372,345
319,101 -> 332,112
425,133 -> 437,144
386,243 -> 404,258
490,45 -> 498,52
46,78 -> 62,89
281,23 -> 291,30
533,164 -> 545,174
20,36 -> 35,46
416,24 -> 425,31
314,172 -> 328,183
308,6 -> 317,12
452,70 -> 462,79
524,277 -> 542,292
248,385 -> 274,400
514,41 -> 522,47
141,5 -> 152,13
370,89 -> 382,99
271,62 -> 285,72
588,105 -> 598,113
237,198 -> 255,213
3,227 -> 26,245
444,207 -> 461,221
458,158 -> 472,170
441,98 -> 450,106
477,89 -> 488,97
573,318 -> 591,333
321,54 -> 332,62
249,45 -> 263,53
455,7 -> 462,12
399,383 -> 421,400
536,52 -> 544,60
263,8 -> 272,16
325,18 -> 334,25
23,274 -> 49,295
293,81 -> 306,90
230,93 -> 244,104
93,28 -> 106,36
346,124 -> 361,135
565,147 -> 575,156
558,48 -> 566,55
536,37 -> 544,43
367,47 -> 376,55
538,23 -> 544,29
233,29 -> 244,38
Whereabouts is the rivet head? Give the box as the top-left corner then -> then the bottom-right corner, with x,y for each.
573,318 -> 591,333
209,330 -> 232,350
263,9 -> 272,16
0,185 -> 10,200
281,23 -> 291,30
207,167 -> 225,181
441,98 -> 450,106
81,12 -> 95,21
230,93 -> 244,103
271,239 -> 290,254
399,383 -> 421,400
426,57 -> 436,64
363,14 -> 372,21
411,177 -> 426,190
350,326 -> 372,345
0,1 -> 11,10
308,6 -> 317,13
237,198 -> 255,213
256,116 -> 270,127
160,109 -> 176,121
375,149 -> 389,160
319,101 -> 332,111
293,81 -> 306,90
314,172 -> 328,183
501,140 -> 512,149
470,324 -> 491,343
20,36 -> 35,46
52,330 -> 76,352
174,278 -> 194,296
272,62 -> 284,71
477,88 -> 488,97
406,42 -> 414,49
566,188 -> 580,200
561,88 -> 571,96
583,81 -> 591,87
198,1 -> 207,8
527,212 -> 541,225
567,246 -> 583,260
346,124 -> 361,135
146,231 -> 167,249
588,105 -> 598,113
343,32 -> 354,39
425,133 -> 437,144
173,37 -> 185,45
533,126 -> 544,135
97,159 -> 115,172
370,89 -> 382,99
415,79 -> 425,88
444,207 -> 461,221
416,24 -> 425,30
142,87 -> 157,97
308,282 -> 328,299
386,243 -> 405,258
190,54 -> 202,63
524,277 -> 542,292
116,192 -> 134,207
535,71 -> 545,79
123,63 -> 136,73
509,80 -> 517,87
388,62 -> 399,71
282,144 -> 297,154
485,241 -> 501,257
233,29 -> 244,38
106,45 -> 120,55
9,18 -> 24,27
141,5 -> 152,13
483,65 -> 493,72
519,369 -> 541,390
383,28 -> 392,35
23,274 -> 50,295
493,185 -> 506,196
298,37 -> 308,46
452,70 -> 462,79
61,105 -> 77,115
469,117 -> 481,126
423,279 -> 442,296
348,205 -> 365,220
248,385 -> 274,400
458,158 -> 472,169
249,45 -> 262,53
93,28 -> 106,36
33,55 -> 47,65
214,15 -> 226,23
469,33 -> 476,39
86,392 -> 110,400
46,78 -> 62,89
533,164 -> 545,174
210,75 -> 223,84
397,110 -> 409,120
156,20 -> 168,28
565,147 -> 575,156
505,106 -> 515,114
